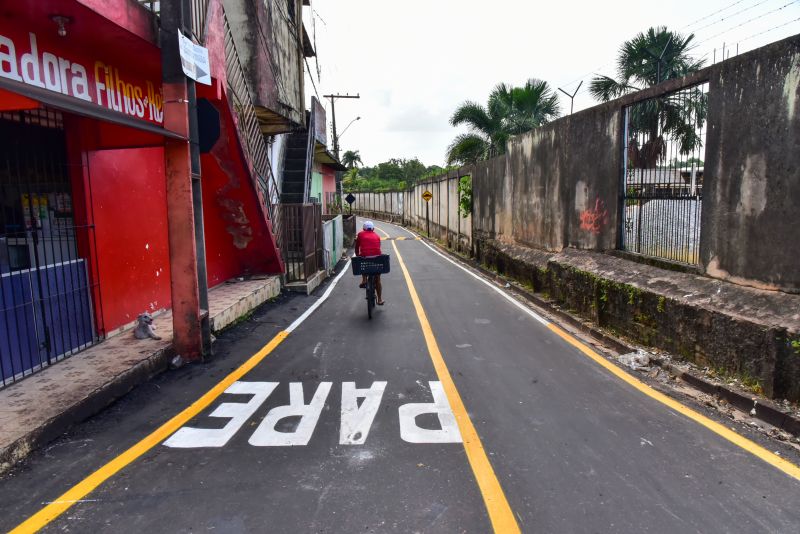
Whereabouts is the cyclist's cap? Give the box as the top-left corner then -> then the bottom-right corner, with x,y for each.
363,221 -> 375,230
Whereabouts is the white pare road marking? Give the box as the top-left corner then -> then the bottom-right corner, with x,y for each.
340,381 -> 387,445
399,381 -> 462,444
250,382 -> 332,446
163,381 -> 462,448
164,382 -> 278,448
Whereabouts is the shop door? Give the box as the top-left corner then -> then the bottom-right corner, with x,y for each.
0,109 -> 97,386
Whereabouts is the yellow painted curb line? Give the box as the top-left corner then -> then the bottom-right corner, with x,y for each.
391,239 -> 521,534
11,332 -> 290,533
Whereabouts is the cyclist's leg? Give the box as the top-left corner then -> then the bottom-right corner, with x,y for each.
375,274 -> 384,305
360,274 -> 367,288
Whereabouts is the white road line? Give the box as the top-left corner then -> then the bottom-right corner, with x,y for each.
286,260 -> 352,333
376,221 -> 550,326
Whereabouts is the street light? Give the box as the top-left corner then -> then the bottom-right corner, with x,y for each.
338,116 -> 361,142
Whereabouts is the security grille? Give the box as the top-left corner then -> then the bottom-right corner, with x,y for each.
0,109 -> 99,386
621,82 -> 708,265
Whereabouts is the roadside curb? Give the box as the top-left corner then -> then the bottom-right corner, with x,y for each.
0,346 -> 173,475
373,216 -> 800,438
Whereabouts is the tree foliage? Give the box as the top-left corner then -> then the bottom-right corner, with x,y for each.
589,27 -> 706,168
342,157 -> 453,192
341,150 -> 362,169
446,78 -> 560,165
457,176 -> 472,218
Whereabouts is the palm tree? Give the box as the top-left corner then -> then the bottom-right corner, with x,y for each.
590,27 -> 706,168
341,150 -> 362,169
446,79 -> 560,165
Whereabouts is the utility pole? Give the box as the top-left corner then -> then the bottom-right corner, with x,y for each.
160,0 -> 211,362
323,93 -> 360,160
323,93 -> 359,202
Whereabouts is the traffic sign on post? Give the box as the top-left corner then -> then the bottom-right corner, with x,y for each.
422,190 -> 433,202
345,193 -> 356,205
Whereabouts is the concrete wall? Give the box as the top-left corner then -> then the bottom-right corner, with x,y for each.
223,0 -> 305,129
348,35 -> 800,294
351,170 -> 473,254
701,36 -> 800,293
477,34 -> 799,293
474,102 -> 621,253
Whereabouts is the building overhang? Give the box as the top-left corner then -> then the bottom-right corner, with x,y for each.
0,80 -> 185,141
255,106 -> 303,136
314,142 -> 347,171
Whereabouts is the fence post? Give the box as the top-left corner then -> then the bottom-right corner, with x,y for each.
446,175 -> 450,248
457,176 -> 461,253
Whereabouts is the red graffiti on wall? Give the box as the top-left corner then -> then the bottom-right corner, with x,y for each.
579,198 -> 609,235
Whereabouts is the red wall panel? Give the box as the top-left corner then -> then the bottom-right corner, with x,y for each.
89,147 -> 171,332
200,97 -> 283,287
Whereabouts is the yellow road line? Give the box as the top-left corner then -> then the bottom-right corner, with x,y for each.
390,240 -> 521,534
546,323 -> 800,481
385,218 -> 800,482
11,331 -> 290,534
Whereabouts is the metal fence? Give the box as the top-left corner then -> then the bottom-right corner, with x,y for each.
223,9 -> 283,251
0,110 -> 101,387
621,81 -> 709,265
282,204 -> 323,283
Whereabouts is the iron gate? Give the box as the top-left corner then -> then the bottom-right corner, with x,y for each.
621,82 -> 708,265
281,203 -> 323,283
0,109 -> 99,386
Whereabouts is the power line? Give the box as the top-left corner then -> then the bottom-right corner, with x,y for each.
681,0 -> 750,29
313,9 -> 327,26
738,15 -> 800,42
695,0 -> 798,46
690,0 -> 774,33
554,1 -> 759,92
305,57 -> 322,101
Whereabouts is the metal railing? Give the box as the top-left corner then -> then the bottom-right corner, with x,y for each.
302,105 -> 316,203
138,0 -> 210,42
138,2 -> 283,252
620,81 -> 709,265
223,11 -> 283,251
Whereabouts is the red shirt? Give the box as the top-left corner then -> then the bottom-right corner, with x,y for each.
356,230 -> 382,257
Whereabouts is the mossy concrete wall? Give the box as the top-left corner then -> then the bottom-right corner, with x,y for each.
479,239 -> 800,400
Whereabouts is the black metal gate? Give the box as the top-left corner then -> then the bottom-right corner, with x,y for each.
621,82 -> 708,265
0,109 -> 99,386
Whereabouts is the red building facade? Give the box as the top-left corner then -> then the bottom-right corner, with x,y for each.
0,0 -> 285,385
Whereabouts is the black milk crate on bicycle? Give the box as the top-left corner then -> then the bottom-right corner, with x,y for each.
352,254 -> 391,275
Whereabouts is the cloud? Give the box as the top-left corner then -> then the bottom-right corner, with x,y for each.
385,107 -> 451,133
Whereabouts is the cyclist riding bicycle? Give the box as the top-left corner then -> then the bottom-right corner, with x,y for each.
355,220 -> 385,305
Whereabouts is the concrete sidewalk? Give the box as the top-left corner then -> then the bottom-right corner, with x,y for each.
0,276 -> 281,474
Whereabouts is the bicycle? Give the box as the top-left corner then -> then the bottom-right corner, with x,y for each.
352,254 -> 391,319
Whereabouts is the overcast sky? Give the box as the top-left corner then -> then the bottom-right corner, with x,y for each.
303,0 -> 800,167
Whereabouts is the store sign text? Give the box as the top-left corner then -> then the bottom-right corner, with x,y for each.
0,31 -> 163,124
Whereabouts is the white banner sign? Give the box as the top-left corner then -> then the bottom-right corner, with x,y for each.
178,32 -> 211,86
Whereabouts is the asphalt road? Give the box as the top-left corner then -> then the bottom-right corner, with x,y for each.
2,219 -> 800,533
